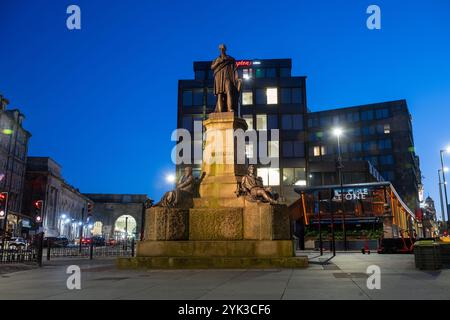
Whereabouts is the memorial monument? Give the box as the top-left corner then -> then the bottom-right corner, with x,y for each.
118,45 -> 308,269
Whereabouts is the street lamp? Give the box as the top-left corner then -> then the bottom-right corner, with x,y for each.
440,147 -> 450,228
332,127 -> 343,138
332,127 -> 345,254
165,174 -> 176,184
438,169 -> 446,226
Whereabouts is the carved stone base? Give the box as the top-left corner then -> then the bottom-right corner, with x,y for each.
243,202 -> 291,240
144,207 -> 189,240
136,240 -> 294,257
189,207 -> 243,240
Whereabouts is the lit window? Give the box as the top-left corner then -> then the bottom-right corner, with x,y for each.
243,115 -> 253,129
243,68 -> 253,80
266,88 -> 278,105
384,124 -> 390,134
242,92 -> 253,105
269,140 -> 279,158
258,168 -> 280,186
283,168 -> 294,185
245,143 -> 253,159
295,179 -> 307,186
313,146 -> 326,157
313,146 -> 320,156
283,168 -> 306,186
256,114 -> 267,130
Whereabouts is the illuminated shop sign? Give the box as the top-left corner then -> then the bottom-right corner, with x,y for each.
235,60 -> 253,68
333,188 -> 369,201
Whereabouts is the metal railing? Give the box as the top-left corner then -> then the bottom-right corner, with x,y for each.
45,240 -> 135,260
0,248 -> 38,264
1,236 -> 135,266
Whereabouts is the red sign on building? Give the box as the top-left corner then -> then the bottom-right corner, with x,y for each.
235,60 -> 252,68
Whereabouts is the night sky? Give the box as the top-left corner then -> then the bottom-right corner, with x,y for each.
1,0 -> 449,217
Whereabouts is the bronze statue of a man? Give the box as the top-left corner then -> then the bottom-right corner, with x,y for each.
155,167 -> 195,208
211,44 -> 241,112
240,165 -> 278,204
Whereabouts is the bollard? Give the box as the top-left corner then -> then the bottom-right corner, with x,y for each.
131,238 -> 135,257
47,239 -> 51,261
37,232 -> 44,267
89,240 -> 94,260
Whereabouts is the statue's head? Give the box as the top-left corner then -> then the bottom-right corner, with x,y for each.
247,165 -> 255,175
184,166 -> 193,176
219,44 -> 227,55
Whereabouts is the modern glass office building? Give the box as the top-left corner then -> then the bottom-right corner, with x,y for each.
177,58 -> 421,211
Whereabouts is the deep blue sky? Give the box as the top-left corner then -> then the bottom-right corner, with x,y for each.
1,0 -> 449,216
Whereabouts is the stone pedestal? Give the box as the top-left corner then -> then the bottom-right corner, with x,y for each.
243,202 -> 291,240
144,207 -> 189,240
199,112 -> 247,199
136,240 -> 294,258
189,207 -> 243,240
119,113 -> 308,269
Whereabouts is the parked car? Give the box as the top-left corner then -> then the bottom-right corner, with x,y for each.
92,236 -> 106,246
56,236 -> 69,247
82,236 -> 106,246
8,237 -> 27,249
80,237 -> 91,245
44,236 -> 69,248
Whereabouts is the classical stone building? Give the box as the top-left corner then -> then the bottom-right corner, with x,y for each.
22,157 -> 91,238
0,95 -> 31,236
82,194 -> 148,240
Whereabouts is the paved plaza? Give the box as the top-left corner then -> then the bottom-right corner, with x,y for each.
0,252 -> 449,300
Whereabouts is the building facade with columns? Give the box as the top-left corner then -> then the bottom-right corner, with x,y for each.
22,157 -> 91,238
0,95 -> 32,237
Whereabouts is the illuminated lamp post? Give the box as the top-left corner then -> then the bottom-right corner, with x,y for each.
333,127 -> 346,252
440,147 -> 450,229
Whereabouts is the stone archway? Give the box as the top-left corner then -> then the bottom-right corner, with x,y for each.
114,215 -> 137,239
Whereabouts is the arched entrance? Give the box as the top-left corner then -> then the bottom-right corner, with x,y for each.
92,221 -> 103,236
114,215 -> 137,240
